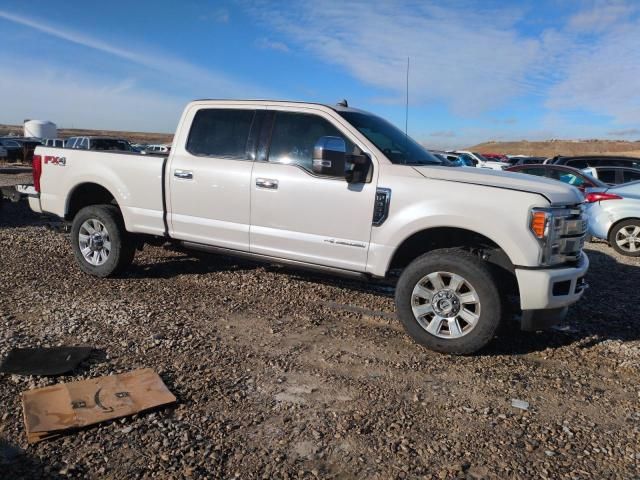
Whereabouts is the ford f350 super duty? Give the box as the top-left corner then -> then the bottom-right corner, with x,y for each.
27,100 -> 589,354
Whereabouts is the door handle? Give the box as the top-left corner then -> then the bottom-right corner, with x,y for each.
256,178 -> 278,190
174,169 -> 193,180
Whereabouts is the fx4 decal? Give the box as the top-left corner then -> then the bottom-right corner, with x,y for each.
43,155 -> 66,166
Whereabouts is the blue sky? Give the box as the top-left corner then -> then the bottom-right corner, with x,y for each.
0,0 -> 639,148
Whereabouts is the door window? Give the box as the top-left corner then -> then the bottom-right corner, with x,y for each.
566,159 -> 589,169
548,169 -> 585,187
186,109 -> 255,159
517,167 -> 546,176
596,169 -> 617,184
623,169 -> 640,183
267,112 -> 354,173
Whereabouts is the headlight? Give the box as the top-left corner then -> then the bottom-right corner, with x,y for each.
530,207 -> 587,266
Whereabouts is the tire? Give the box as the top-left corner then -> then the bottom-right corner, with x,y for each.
608,219 -> 640,257
395,248 -> 502,354
70,205 -> 135,277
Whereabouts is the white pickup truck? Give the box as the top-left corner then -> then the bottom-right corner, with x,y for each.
28,100 -> 589,354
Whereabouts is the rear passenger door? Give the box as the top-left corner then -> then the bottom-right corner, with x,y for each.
249,108 -> 377,272
167,106 -> 260,250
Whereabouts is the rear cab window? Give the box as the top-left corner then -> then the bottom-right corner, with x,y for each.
186,109 -> 256,159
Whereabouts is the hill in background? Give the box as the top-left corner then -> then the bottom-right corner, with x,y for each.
467,139 -> 640,158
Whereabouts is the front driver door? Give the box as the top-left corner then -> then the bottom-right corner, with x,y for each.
249,109 -> 377,272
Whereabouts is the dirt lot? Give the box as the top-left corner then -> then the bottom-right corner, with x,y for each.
0,201 -> 638,479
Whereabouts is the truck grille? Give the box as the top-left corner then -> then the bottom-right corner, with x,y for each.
550,206 -> 588,264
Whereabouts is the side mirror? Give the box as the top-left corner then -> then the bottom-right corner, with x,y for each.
312,136 -> 347,177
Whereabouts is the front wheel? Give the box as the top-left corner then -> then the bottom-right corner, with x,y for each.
70,205 -> 135,277
395,248 -> 502,354
609,220 -> 640,257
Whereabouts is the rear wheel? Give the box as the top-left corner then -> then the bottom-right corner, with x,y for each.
395,248 -> 502,354
609,219 -> 640,256
71,205 -> 135,277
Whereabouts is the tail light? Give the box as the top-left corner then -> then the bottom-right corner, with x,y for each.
585,192 -> 622,203
32,154 -> 42,193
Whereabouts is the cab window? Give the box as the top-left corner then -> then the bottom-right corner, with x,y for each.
267,112 -> 355,173
186,109 -> 256,159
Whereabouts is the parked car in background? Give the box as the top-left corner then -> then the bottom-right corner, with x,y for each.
581,166 -> 640,186
449,150 -> 509,170
0,137 -> 41,163
506,164 -> 606,192
482,153 -> 509,162
65,136 -> 134,152
506,156 -> 547,166
42,138 -> 65,147
0,138 -> 23,161
546,155 -> 640,170
585,181 -> 640,256
143,144 -> 171,154
0,145 -> 7,160
429,151 -> 466,166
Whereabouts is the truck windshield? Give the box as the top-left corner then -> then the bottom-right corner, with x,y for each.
339,111 -> 442,165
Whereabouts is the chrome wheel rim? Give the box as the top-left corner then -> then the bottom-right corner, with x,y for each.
615,225 -> 640,253
411,271 -> 481,339
78,219 -> 111,266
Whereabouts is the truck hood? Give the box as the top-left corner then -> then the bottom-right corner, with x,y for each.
413,166 -> 584,205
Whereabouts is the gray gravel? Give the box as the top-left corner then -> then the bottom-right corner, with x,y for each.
1,201 -> 639,479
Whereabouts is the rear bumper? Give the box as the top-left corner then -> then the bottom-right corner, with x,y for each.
515,252 -> 589,330
21,187 -> 42,213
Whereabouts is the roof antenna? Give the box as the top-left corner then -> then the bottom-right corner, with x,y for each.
404,56 -> 410,163
337,99 -> 348,107
405,56 -> 410,138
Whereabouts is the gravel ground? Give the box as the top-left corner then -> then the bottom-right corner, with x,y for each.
0,201 -> 638,479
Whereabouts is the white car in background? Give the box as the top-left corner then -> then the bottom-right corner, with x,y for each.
449,150 -> 510,171
144,144 -> 171,154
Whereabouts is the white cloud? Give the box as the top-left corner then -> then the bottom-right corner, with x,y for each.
429,130 -> 456,138
568,0 -> 637,33
0,9 -> 272,98
0,57 -> 185,132
545,21 -> 640,124
200,8 -> 230,23
246,1 -> 543,115
256,38 -> 290,53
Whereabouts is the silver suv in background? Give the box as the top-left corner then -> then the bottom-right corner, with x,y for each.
43,138 -> 65,148
586,181 -> 640,256
65,136 -> 133,151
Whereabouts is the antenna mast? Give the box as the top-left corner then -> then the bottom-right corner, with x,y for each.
405,56 -> 410,138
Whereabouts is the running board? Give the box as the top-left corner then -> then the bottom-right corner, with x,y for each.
180,241 -> 369,280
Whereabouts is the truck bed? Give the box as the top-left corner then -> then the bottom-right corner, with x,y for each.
34,147 -> 168,237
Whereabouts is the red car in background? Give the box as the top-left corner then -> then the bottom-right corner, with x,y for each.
482,153 -> 509,162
